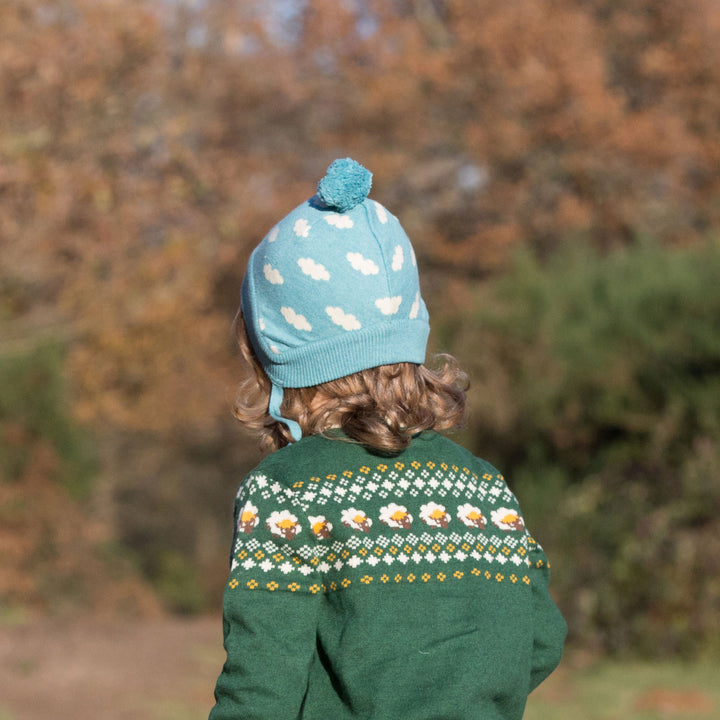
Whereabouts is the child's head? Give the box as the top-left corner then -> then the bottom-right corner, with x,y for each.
235,158 -> 467,452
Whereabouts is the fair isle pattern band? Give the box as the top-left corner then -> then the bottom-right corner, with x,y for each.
229,566 -> 540,595
227,457 -> 548,595
228,537 -> 546,595
251,460 -> 518,511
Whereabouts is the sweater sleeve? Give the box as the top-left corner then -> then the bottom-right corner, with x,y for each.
526,536 -> 567,693
208,472 -> 323,720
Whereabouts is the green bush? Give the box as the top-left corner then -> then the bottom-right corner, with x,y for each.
0,342 -> 96,498
452,240 -> 720,656
151,549 -> 207,615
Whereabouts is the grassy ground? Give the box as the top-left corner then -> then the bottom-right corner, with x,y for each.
1,615 -> 718,719
526,655 -> 720,720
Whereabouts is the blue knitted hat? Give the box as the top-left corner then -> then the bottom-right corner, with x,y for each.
241,158 -> 430,441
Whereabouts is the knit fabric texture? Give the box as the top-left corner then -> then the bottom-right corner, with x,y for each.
240,159 -> 430,439
209,431 -> 567,720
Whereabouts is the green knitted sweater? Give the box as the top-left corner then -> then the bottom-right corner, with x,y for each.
209,431 -> 566,720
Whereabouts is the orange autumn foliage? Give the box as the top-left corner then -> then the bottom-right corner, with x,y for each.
3,0 -> 720,434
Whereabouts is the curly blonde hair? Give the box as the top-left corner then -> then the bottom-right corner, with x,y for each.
233,316 -> 469,454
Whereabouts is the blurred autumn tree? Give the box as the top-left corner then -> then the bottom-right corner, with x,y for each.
1,0 -> 719,644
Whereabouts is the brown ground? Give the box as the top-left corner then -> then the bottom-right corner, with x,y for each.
2,616 -> 717,720
0,615 -> 224,720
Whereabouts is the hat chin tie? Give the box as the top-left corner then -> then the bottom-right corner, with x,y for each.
269,383 -> 303,442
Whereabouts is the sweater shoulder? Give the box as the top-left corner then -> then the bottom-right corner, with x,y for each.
246,433 -> 354,485
244,431 -> 504,488
412,432 -> 504,477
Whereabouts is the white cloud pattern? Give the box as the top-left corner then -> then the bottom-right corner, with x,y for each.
263,264 -> 284,284
392,245 -> 404,271
281,306 -> 312,331
325,213 -> 354,229
375,296 -> 402,315
259,318 -> 266,331
326,306 -> 362,331
409,292 -> 420,319
373,200 -> 388,224
298,257 -> 330,281
293,218 -> 311,237
267,226 -> 279,242
347,251 -> 379,275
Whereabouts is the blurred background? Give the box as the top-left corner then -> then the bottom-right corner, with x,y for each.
2,0 -> 720,718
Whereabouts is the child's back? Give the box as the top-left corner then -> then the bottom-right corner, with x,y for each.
209,159 -> 566,719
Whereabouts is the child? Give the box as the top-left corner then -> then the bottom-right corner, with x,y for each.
209,158 -> 566,720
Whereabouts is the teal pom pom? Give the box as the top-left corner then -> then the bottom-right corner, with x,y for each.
317,158 -> 372,212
